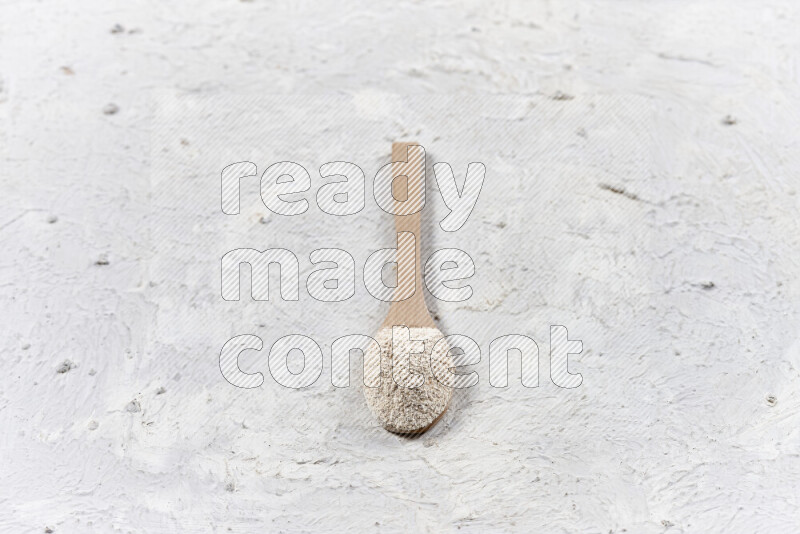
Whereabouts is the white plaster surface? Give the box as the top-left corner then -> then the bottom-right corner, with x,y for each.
2,1 -> 800,533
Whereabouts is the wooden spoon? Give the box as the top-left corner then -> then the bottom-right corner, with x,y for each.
363,142 -> 453,434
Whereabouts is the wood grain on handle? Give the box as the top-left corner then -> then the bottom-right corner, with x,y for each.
383,142 -> 436,329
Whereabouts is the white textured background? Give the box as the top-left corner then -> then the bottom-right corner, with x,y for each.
2,1 -> 800,533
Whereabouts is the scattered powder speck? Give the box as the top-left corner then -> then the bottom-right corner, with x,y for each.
102,103 -> 119,115
56,359 -> 76,374
363,326 -> 453,433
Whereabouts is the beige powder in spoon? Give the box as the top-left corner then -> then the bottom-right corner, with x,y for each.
363,326 -> 454,433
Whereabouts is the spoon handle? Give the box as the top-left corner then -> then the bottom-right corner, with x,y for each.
383,142 -> 435,328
